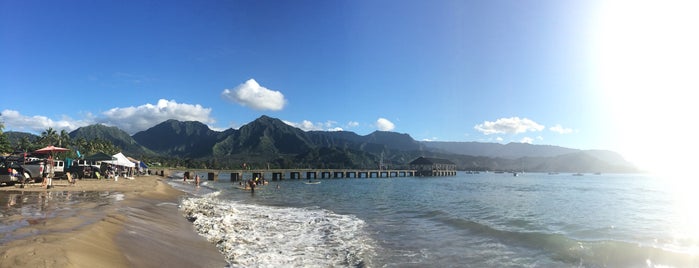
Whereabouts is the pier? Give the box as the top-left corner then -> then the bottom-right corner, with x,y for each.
154,168 -> 419,182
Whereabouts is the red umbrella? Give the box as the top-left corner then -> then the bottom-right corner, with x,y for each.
34,145 -> 71,188
34,145 -> 70,154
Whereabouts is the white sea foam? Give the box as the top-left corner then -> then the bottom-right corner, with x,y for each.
181,193 -> 375,267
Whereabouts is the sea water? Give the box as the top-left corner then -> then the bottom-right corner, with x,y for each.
171,172 -> 699,267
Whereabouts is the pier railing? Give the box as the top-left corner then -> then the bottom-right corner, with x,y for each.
153,168 -> 422,181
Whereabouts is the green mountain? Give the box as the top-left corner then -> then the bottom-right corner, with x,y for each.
213,115 -> 313,156
69,124 -> 155,157
3,115 -> 639,172
5,131 -> 40,151
133,119 -> 225,158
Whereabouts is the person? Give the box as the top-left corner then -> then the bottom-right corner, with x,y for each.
248,179 -> 256,193
66,171 -> 75,185
194,174 -> 200,187
10,168 -> 19,182
41,159 -> 53,188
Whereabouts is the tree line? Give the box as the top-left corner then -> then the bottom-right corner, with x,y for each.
0,123 -> 118,159
0,122 -> 210,169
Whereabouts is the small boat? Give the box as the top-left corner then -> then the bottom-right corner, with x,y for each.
304,181 -> 321,185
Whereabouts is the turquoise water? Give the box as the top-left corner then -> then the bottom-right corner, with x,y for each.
175,172 -> 699,267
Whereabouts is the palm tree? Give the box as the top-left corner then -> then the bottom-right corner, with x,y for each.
18,136 -> 32,152
40,127 -> 58,146
75,137 -> 88,156
58,129 -> 71,147
0,121 -> 10,154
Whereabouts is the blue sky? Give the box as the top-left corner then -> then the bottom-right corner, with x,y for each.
2,0 -> 697,171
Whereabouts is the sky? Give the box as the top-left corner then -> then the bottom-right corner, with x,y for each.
1,0 -> 698,172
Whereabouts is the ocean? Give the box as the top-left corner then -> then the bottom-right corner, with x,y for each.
172,172 -> 698,267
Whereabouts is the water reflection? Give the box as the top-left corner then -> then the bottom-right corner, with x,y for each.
0,191 -> 121,244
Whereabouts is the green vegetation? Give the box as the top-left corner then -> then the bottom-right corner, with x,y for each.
0,120 -> 11,154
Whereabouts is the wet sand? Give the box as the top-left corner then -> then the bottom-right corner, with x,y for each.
0,176 -> 227,268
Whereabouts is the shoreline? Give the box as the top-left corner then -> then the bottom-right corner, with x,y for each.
0,176 -> 227,267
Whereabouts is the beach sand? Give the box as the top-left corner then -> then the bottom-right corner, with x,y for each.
0,176 -> 227,268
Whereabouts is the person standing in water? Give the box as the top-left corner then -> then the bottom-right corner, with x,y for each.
248,179 -> 256,193
195,174 -> 200,187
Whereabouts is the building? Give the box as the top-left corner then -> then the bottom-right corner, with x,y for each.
409,157 -> 457,176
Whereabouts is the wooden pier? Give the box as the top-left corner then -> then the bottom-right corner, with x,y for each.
154,168 -> 418,182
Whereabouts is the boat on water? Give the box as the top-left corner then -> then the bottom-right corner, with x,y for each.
304,181 -> 321,185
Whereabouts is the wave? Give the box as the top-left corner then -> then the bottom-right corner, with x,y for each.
435,215 -> 699,267
180,193 -> 375,267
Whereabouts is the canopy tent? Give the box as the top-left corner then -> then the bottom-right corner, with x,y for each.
126,156 -> 148,173
103,152 -> 135,168
83,152 -> 116,162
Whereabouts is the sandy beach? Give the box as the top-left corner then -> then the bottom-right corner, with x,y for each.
0,176 -> 227,268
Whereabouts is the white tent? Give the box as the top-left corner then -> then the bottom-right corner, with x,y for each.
105,152 -> 136,168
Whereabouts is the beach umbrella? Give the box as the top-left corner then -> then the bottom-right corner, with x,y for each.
33,145 -> 70,154
33,145 -> 70,188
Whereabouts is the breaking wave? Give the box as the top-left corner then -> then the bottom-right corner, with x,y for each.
180,192 -> 375,267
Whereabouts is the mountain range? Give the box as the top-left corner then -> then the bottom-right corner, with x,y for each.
6,115 -> 639,172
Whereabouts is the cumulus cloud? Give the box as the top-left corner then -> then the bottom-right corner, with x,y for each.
101,99 -> 214,134
376,118 -> 395,131
549,124 -> 573,134
347,121 -> 359,128
1,109 -> 91,133
283,120 -> 343,132
221,79 -> 286,111
520,137 -> 534,144
3,100 -> 216,135
474,117 -> 544,135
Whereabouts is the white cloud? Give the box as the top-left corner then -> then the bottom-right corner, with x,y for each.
3,100 -> 216,135
496,137 -> 504,142
347,121 -> 359,128
520,137 -> 534,144
283,119 -> 344,132
376,118 -> 395,131
221,79 -> 286,111
474,117 -> 544,135
549,124 -> 573,134
101,99 -> 215,134
1,109 -> 90,133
